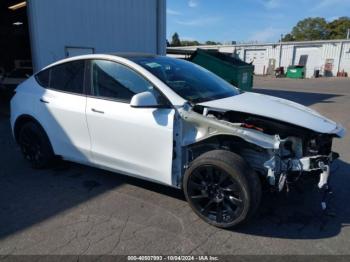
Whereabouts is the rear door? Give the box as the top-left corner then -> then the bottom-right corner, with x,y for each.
85,59 -> 175,185
36,60 -> 91,163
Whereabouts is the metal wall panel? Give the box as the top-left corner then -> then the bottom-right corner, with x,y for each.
27,0 -> 166,70
339,43 -> 350,74
322,43 -> 341,76
279,45 -> 293,68
218,46 -> 235,53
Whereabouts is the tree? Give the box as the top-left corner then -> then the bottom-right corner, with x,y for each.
171,32 -> 181,47
327,17 -> 350,39
283,16 -> 350,41
282,33 -> 295,42
292,17 -> 329,41
205,41 -> 218,45
283,17 -> 329,41
181,40 -> 201,46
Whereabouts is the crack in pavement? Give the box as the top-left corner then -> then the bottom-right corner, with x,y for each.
50,230 -> 79,254
109,215 -> 130,254
188,229 -> 219,255
108,217 -> 130,254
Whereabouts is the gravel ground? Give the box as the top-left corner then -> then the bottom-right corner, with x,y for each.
0,77 -> 349,255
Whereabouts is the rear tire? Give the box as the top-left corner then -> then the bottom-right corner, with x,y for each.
183,150 -> 261,228
18,122 -> 54,169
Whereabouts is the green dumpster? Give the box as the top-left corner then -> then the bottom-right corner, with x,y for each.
189,49 -> 254,91
286,66 -> 305,79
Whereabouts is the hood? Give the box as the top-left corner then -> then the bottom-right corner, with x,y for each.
199,92 -> 345,137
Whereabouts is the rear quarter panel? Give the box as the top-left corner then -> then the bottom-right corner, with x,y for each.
10,77 -> 42,137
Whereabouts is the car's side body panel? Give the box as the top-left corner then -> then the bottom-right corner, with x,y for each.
11,79 -> 92,164
10,78 -> 40,133
11,55 -> 180,187
86,97 -> 175,185
36,88 -> 92,164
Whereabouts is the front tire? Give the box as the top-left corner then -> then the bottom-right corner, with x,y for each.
183,150 -> 261,228
18,122 -> 54,169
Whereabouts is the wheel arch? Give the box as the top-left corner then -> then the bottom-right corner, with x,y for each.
186,134 -> 266,161
179,134 -> 268,188
13,114 -> 48,144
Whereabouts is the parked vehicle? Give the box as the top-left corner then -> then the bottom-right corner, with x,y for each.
10,54 -> 345,228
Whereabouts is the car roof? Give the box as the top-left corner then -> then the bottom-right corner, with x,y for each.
40,53 -> 159,72
111,52 -> 158,59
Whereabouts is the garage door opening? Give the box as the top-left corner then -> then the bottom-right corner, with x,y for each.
0,1 -> 32,94
244,49 -> 267,75
293,46 -> 322,78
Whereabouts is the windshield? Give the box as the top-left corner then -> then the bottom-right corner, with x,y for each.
131,56 -> 240,103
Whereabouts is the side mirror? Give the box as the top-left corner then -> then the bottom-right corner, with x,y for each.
130,91 -> 160,108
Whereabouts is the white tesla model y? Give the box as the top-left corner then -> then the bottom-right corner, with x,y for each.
11,54 -> 345,228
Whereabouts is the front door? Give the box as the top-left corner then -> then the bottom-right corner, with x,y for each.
85,59 -> 175,185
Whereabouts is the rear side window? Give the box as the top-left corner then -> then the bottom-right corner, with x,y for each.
50,61 -> 85,94
35,60 -> 85,94
35,69 -> 50,88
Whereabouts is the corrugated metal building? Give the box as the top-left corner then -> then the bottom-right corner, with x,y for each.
24,0 -> 166,71
169,40 -> 350,78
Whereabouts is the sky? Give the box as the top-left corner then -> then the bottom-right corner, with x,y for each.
167,0 -> 350,43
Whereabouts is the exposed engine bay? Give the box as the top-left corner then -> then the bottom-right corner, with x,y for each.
173,103 -> 342,211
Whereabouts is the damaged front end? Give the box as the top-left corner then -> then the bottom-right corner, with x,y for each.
175,103 -> 344,211
263,136 -> 339,193
262,134 -> 340,212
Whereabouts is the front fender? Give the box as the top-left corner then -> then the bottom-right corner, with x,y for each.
177,106 -> 281,150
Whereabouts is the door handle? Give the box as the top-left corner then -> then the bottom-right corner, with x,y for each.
40,98 -> 50,104
91,108 -> 104,114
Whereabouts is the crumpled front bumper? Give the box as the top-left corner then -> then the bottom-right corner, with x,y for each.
264,152 -> 339,191
289,152 -> 339,173
264,152 -> 339,210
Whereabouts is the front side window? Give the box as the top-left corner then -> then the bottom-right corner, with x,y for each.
49,60 -> 85,94
91,60 -> 156,102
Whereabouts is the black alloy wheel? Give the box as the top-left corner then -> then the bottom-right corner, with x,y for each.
187,164 -> 245,224
184,150 -> 261,228
18,122 -> 54,169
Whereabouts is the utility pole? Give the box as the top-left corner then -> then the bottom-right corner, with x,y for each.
347,28 -> 350,39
